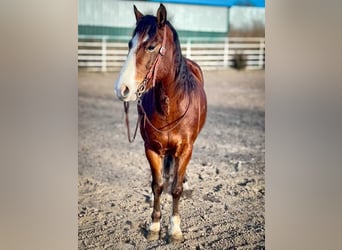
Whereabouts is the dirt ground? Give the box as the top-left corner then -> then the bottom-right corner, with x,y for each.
78,69 -> 265,249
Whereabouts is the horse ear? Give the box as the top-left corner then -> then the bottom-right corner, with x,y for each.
156,4 -> 167,27
134,5 -> 144,21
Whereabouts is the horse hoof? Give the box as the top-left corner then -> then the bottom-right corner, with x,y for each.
146,222 -> 160,240
147,231 -> 160,241
170,232 -> 183,242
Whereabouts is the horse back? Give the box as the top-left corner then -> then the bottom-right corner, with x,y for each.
185,58 -> 204,86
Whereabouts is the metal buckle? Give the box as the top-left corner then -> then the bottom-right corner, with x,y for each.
136,80 -> 146,99
159,46 -> 166,56
138,82 -> 146,93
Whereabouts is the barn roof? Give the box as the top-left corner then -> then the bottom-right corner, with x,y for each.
149,0 -> 265,8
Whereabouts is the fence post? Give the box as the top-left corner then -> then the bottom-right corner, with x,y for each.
223,37 -> 229,68
101,37 -> 107,72
186,39 -> 191,59
258,38 -> 264,69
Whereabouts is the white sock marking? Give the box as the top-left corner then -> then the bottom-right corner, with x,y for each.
169,215 -> 182,236
149,221 -> 160,233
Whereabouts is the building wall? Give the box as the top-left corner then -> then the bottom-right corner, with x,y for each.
229,6 -> 265,31
78,0 -> 229,39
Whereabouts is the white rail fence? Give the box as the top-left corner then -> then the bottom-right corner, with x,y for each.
78,37 -> 265,71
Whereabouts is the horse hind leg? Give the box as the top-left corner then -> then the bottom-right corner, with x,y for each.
182,174 -> 193,199
164,155 -> 189,193
163,154 -> 173,193
163,155 -> 192,195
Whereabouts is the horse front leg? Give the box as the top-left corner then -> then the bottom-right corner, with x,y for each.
145,147 -> 163,240
169,145 -> 193,241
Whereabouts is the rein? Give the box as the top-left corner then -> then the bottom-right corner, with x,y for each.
123,27 -> 189,143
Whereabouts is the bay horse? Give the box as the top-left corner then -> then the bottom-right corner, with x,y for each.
114,4 -> 207,241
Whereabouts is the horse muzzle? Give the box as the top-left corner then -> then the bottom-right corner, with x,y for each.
115,83 -> 138,102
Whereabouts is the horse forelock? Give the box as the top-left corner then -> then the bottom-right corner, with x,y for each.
134,15 -> 158,43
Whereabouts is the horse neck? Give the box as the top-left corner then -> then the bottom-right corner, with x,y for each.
150,24 -> 192,115
157,59 -> 187,99
153,58 -> 191,120
158,30 -> 187,100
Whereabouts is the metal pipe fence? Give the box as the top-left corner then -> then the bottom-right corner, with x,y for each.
78,36 -> 265,71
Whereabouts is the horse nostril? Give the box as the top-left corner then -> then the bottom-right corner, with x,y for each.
121,85 -> 130,97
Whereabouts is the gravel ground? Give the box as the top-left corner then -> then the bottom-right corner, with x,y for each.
78,69 -> 265,249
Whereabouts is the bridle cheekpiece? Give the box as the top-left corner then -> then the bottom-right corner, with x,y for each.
135,27 -> 167,100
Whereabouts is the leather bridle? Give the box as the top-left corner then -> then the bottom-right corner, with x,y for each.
123,27 -> 167,143
123,26 -> 190,143
135,27 -> 167,99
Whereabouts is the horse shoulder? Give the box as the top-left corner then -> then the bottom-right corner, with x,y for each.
185,58 -> 204,86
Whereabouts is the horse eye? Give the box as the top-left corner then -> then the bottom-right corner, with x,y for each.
146,45 -> 156,52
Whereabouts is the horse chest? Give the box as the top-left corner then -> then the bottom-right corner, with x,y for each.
144,132 -> 181,155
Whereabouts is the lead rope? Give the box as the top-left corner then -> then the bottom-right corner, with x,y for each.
124,101 -> 142,143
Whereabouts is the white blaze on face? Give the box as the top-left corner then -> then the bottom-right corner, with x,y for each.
114,34 -> 139,101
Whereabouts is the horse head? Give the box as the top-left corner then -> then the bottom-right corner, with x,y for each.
115,4 -> 170,102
